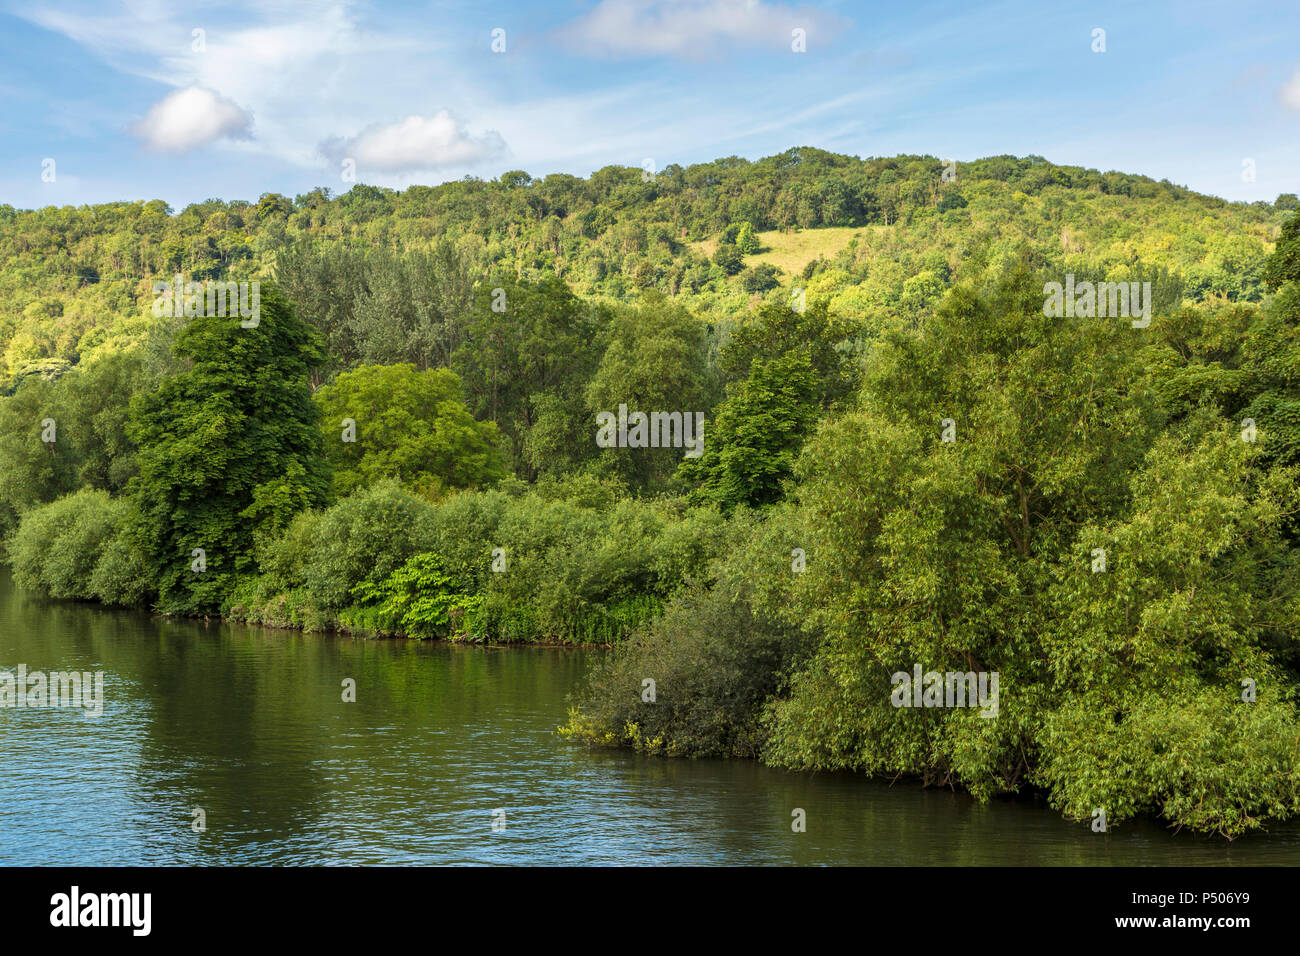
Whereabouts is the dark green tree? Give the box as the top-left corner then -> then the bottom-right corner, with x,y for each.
585,293 -> 713,490
453,276 -> 601,480
713,243 -> 743,276
678,350 -> 818,510
127,284 -> 329,612
1241,211 -> 1300,467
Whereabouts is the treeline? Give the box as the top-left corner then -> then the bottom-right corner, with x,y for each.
2,264 -> 852,645
3,149 -> 1293,386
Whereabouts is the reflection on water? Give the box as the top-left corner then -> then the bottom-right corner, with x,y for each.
1,570 -> 1297,865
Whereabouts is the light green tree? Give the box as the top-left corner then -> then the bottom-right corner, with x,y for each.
314,363 -> 505,499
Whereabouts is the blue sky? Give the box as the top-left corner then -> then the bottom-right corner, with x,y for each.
1,0 -> 1297,211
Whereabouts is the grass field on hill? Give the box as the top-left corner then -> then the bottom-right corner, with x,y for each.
694,225 -> 868,277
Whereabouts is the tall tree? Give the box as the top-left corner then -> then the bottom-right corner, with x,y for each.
453,276 -> 600,480
127,284 -> 328,612
585,293 -> 713,490
1240,211 -> 1300,468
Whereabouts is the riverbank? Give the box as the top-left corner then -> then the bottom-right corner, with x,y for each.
5,569 -> 1298,864
223,592 -> 618,648
7,477 -> 730,646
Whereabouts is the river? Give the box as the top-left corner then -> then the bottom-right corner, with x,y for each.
1,569 -> 1296,865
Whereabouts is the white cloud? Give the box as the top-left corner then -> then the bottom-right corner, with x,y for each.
131,86 -> 253,152
19,1 -> 431,168
1281,68 -> 1300,112
321,111 -> 507,172
563,0 -> 824,58
13,0 -> 851,192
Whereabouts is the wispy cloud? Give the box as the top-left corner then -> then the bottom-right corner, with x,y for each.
15,0 -> 437,168
3,0 -> 1296,208
560,0 -> 833,59
320,111 -> 508,173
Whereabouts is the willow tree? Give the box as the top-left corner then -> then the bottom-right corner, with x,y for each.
765,265 -> 1300,835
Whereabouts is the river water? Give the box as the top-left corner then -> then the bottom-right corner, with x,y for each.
1,569 -> 1296,865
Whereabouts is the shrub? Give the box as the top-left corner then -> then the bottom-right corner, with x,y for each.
299,480 -> 437,609
10,490 -> 117,599
343,552 -> 479,639
562,506 -> 811,754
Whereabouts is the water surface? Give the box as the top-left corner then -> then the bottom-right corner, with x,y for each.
1,570 -> 1296,865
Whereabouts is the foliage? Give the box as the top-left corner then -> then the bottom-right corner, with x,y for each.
8,488 -> 150,606
1,150 -> 1288,393
295,479 -> 438,610
5,149 -> 1300,835
314,363 -> 504,498
563,506 -> 811,756
679,350 -> 819,509
0,351 -> 145,542
126,284 -> 328,613
451,276 -> 602,480
584,293 -> 713,490
342,552 -> 481,639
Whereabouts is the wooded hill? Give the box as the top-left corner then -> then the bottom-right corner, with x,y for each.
2,148 -> 1293,387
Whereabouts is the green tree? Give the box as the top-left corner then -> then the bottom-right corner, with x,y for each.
720,299 -> 859,407
735,221 -> 760,255
452,276 -> 601,480
767,268 -> 1159,795
741,263 -> 780,292
347,242 -> 474,370
678,350 -> 818,510
272,240 -> 371,379
314,363 -> 505,498
127,284 -> 329,613
760,268 -> 1299,835
713,243 -> 743,276
256,193 -> 294,221
1263,211 -> 1300,291
1033,424 -> 1300,835
0,374 -> 76,540
1241,211 -> 1300,467
344,552 -> 480,639
585,293 -> 713,490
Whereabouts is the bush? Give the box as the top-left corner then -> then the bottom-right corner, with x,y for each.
233,477 -> 734,644
8,489 -> 150,605
562,506 -> 811,754
342,552 -> 480,639
88,505 -> 152,606
741,263 -> 780,292
561,583 -> 801,756
713,243 -> 743,276
299,480 -> 438,609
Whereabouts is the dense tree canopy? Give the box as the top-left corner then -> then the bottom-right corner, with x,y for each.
1,149 -> 1289,389
314,363 -> 504,498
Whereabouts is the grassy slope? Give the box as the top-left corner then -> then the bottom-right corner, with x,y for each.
693,225 -> 867,277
